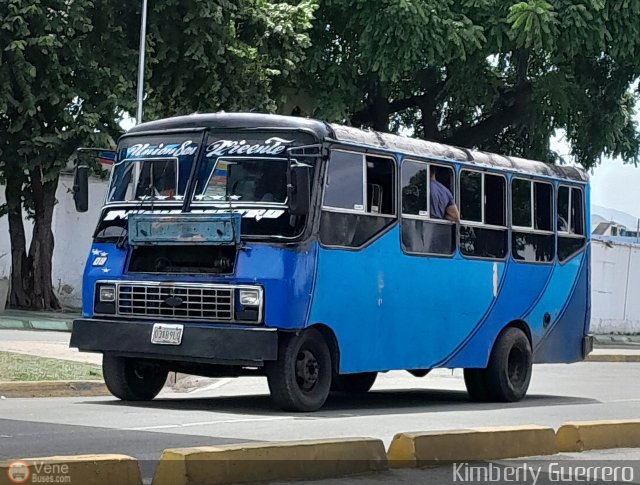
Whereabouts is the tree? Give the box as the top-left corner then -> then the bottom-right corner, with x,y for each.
141,0 -> 316,118
293,0 -> 640,168
0,0 -> 316,310
0,0 -> 138,309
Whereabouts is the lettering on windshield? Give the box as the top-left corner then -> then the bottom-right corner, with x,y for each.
126,141 -> 198,158
103,208 -> 286,222
206,137 -> 293,157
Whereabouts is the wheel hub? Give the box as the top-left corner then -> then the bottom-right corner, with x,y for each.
296,349 -> 319,392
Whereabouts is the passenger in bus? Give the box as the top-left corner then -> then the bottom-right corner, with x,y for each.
430,167 -> 460,222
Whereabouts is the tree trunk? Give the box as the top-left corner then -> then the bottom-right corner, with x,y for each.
27,167 -> 60,310
5,167 -> 32,308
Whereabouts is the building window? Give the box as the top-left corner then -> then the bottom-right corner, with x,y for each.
400,161 -> 456,256
511,178 -> 554,263
459,170 -> 507,259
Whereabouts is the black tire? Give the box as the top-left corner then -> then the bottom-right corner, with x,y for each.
265,329 -> 332,412
463,368 -> 490,401
485,327 -> 533,402
102,354 -> 168,401
464,328 -> 532,402
331,372 -> 377,393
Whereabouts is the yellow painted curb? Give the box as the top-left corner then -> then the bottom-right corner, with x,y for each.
152,438 -> 388,485
387,425 -> 557,468
0,380 -> 109,398
556,419 -> 640,452
0,454 -> 141,485
586,354 -> 640,363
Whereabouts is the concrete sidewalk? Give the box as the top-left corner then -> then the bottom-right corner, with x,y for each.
0,329 -> 100,365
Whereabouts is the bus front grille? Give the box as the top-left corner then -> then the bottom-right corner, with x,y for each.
117,283 -> 234,321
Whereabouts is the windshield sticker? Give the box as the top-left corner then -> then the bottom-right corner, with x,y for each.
126,141 -> 198,158
205,137 -> 293,157
103,208 -> 286,222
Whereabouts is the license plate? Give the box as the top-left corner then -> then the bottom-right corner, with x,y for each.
151,323 -> 184,345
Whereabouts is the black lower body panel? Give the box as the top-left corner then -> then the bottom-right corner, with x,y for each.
70,318 -> 278,366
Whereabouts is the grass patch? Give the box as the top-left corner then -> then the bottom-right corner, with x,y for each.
0,352 -> 102,382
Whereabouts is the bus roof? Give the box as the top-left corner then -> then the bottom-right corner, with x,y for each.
129,113 -> 588,183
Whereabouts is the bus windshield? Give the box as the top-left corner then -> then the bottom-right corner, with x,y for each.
194,158 -> 288,203
107,133 -> 199,203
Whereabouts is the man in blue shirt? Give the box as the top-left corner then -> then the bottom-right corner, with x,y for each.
430,167 -> 460,222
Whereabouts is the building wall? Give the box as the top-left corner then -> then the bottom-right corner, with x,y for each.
591,237 -> 640,334
0,174 -> 108,308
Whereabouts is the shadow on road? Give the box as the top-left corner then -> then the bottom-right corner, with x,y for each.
88,388 -> 598,418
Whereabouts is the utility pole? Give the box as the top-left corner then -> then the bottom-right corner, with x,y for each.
136,0 -> 149,125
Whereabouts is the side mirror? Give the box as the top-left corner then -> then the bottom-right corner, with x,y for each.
287,165 -> 311,216
73,165 -> 89,213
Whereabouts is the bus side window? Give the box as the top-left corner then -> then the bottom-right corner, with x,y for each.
558,186 -> 586,261
366,155 -> 395,215
557,186 -> 570,232
511,179 -> 554,263
400,161 -> 456,256
320,150 -> 397,248
459,170 -> 508,259
323,151 -> 365,211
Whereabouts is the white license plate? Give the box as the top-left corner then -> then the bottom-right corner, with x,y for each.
151,323 -> 184,346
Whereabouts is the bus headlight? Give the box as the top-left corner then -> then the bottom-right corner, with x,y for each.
99,286 -> 116,302
235,288 -> 263,323
239,289 -> 261,307
94,283 -> 116,315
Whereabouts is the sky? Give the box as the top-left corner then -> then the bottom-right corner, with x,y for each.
551,109 -> 640,222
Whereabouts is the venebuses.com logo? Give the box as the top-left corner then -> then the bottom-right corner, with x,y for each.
6,461 -> 30,484
6,460 -> 71,484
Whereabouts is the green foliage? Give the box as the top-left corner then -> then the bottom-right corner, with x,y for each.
142,0 -> 315,118
295,0 -> 640,168
0,0 -> 137,214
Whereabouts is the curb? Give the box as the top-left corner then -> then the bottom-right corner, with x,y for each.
0,380 -> 109,398
152,438 -> 388,485
557,419 -> 640,452
1,421 -> 640,484
0,454 -> 141,485
586,353 -> 640,362
387,425 -> 557,468
0,319 -> 72,332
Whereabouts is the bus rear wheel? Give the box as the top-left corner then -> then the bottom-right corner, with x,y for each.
464,327 -> 532,402
331,372 -> 377,393
102,354 -> 168,401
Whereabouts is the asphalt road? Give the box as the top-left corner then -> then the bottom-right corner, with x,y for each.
1,362 -> 639,481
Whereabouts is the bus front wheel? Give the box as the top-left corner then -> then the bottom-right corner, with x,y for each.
464,327 -> 532,402
102,354 -> 168,401
331,372 -> 377,393
266,329 -> 332,412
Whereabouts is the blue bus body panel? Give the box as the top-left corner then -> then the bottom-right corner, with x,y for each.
446,252 -> 586,367
83,242 -> 317,329
309,227 -> 503,373
309,227 -> 589,373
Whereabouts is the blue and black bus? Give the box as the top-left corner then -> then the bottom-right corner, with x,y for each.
70,113 -> 592,411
